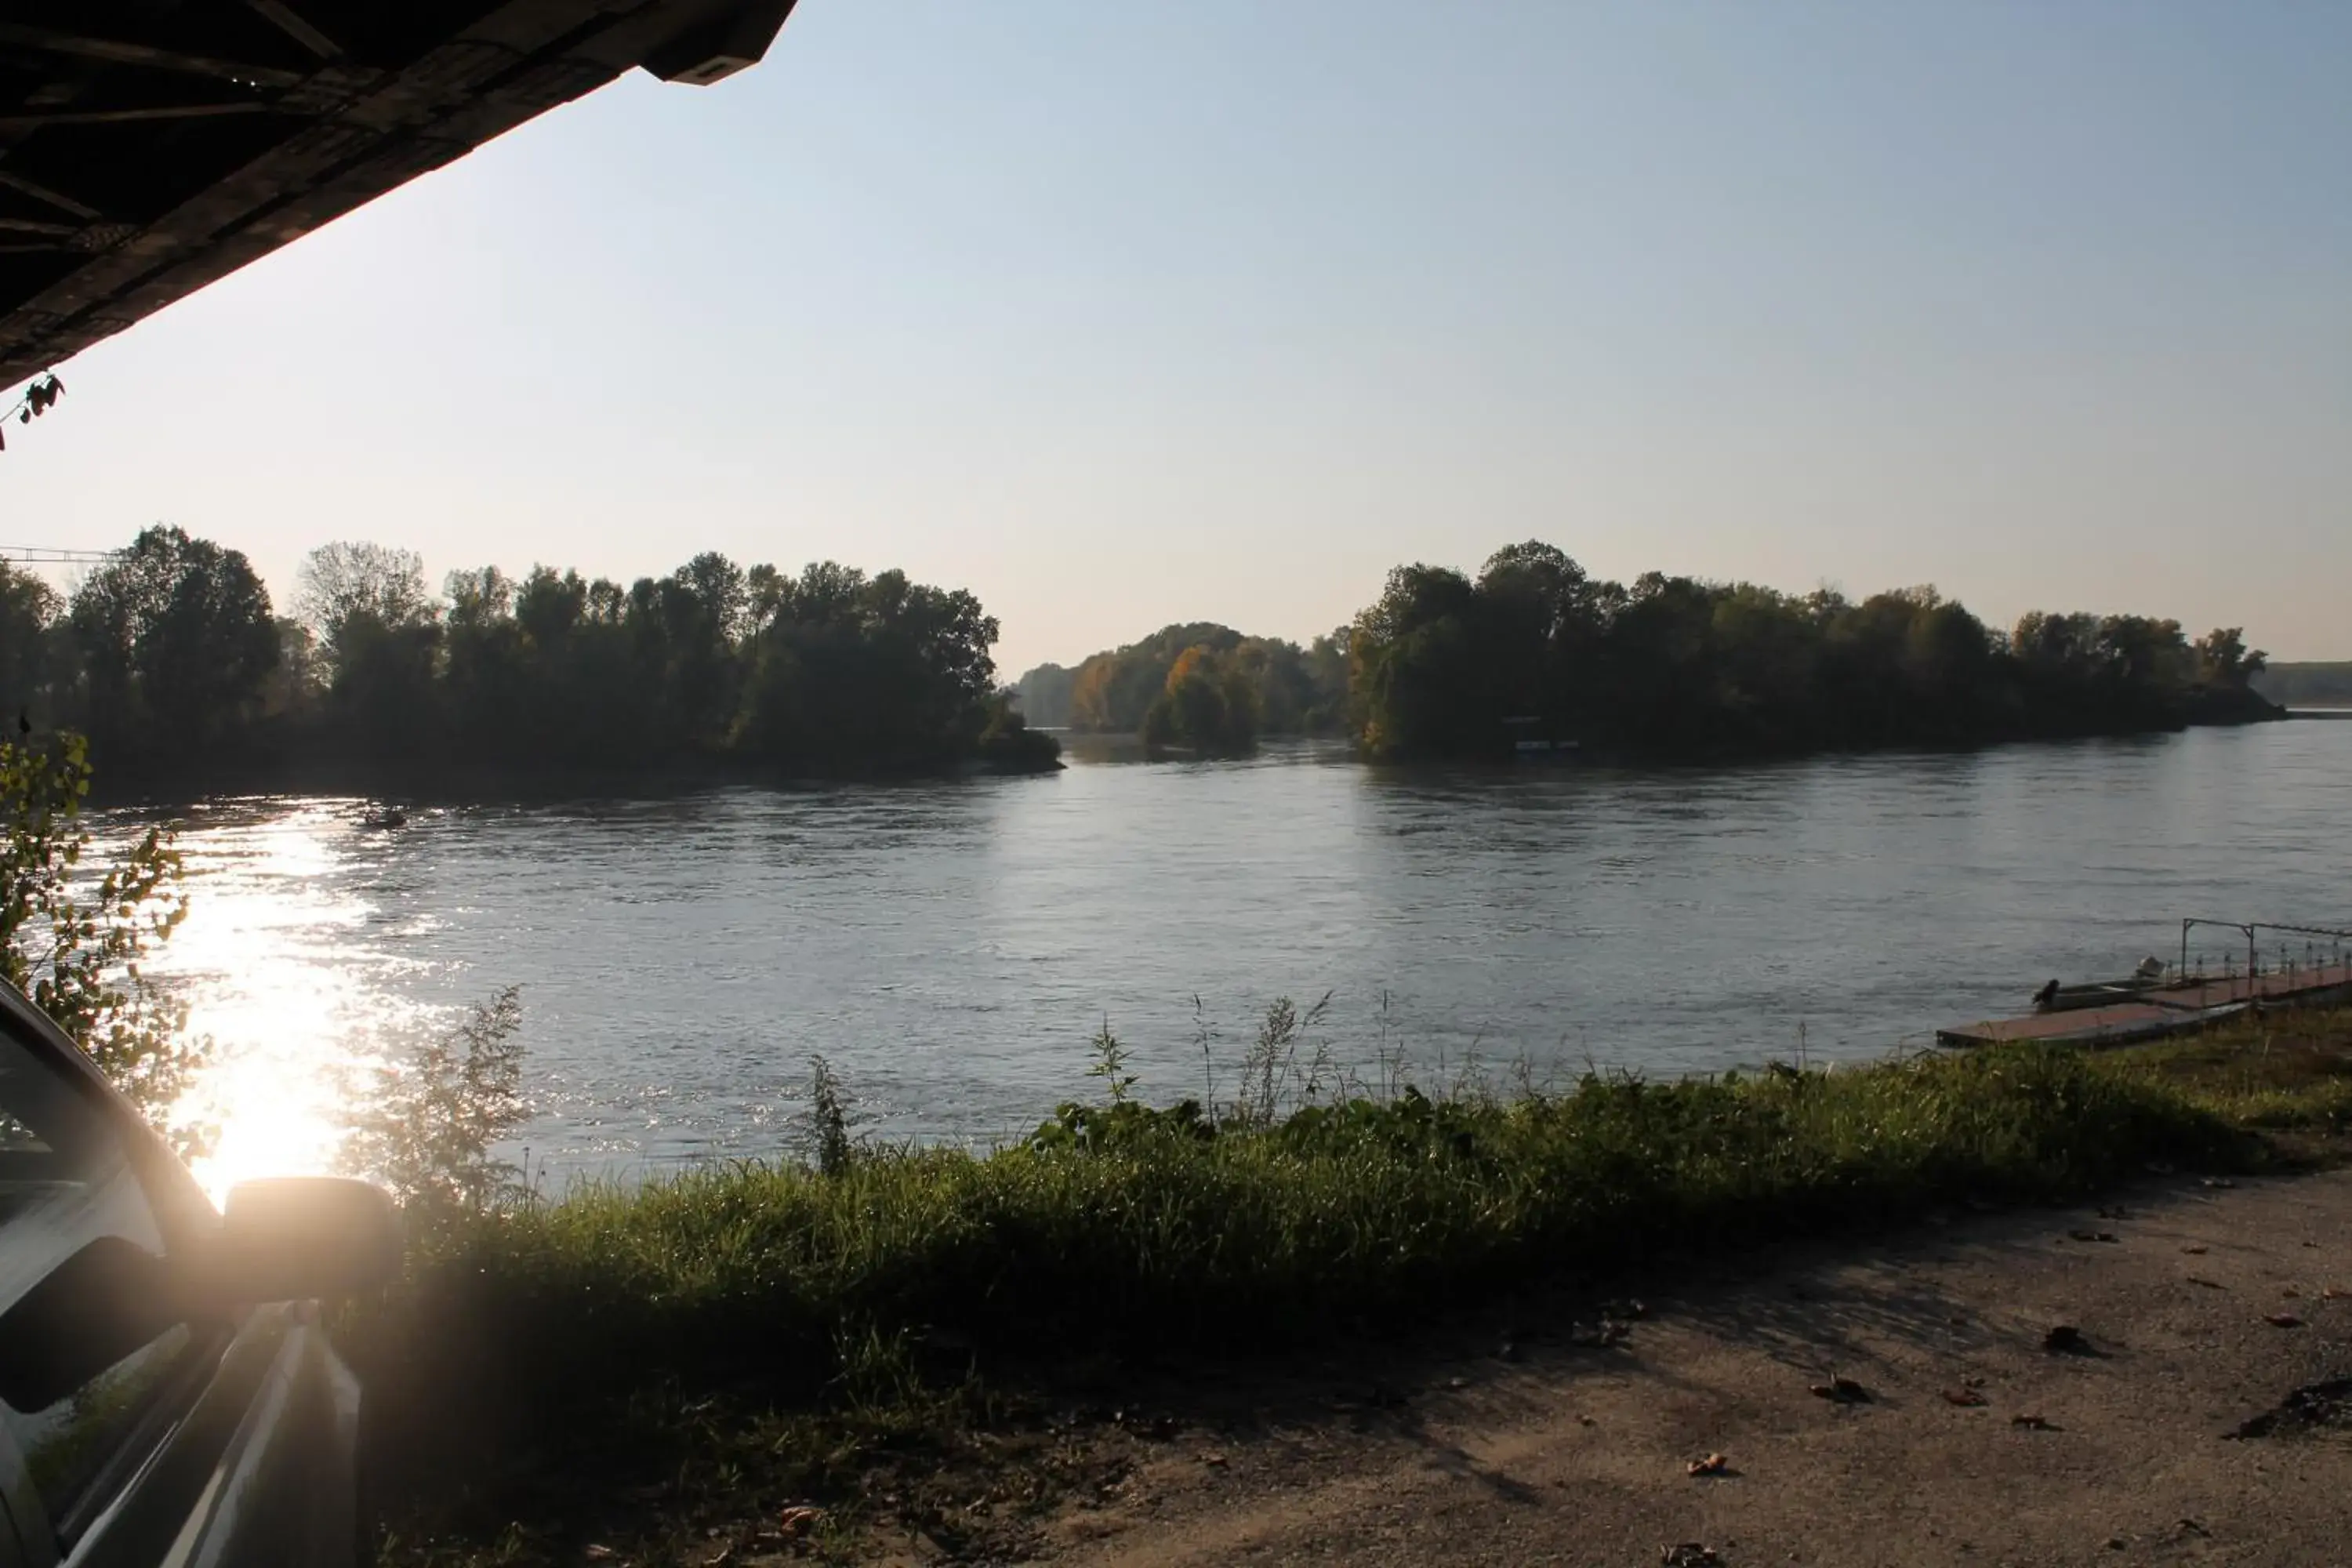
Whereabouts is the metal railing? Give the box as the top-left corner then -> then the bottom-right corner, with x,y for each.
0,543 -> 118,565
2177,919 -> 2352,982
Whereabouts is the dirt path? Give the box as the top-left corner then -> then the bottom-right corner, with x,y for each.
1044,1172 -> 2352,1567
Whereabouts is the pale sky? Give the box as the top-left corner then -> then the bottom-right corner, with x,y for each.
3,0 -> 2346,677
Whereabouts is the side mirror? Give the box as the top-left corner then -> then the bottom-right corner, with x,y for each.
193,1177 -> 404,1306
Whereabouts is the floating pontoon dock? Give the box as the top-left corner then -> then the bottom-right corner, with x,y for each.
1936,921 -> 2352,1049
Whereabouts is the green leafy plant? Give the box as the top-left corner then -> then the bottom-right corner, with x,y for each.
0,731 -> 202,1146
1085,1016 -> 1137,1105
808,1054 -> 852,1176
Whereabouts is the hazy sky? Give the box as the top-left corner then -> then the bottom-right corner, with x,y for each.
4,0 -> 2346,676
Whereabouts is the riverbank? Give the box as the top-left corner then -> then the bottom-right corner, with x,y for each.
351,1008 -> 2352,1565
1051,1167 -> 2352,1567
81,690 -> 2274,807
1060,691 -> 2285,771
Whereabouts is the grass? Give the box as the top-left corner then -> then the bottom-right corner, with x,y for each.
2098,1012 -> 2352,1134
346,1007 -> 2352,1565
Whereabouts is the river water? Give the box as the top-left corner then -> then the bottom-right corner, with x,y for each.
110,720 -> 2350,1196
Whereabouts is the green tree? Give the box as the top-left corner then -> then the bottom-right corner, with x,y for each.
69,525 -> 278,756
292,540 -> 443,761
1301,627 -> 1352,732
1350,564 -> 1489,758
2194,627 -> 2266,688
1231,638 -> 1312,733
1338,542 -> 2237,761
0,561 -> 61,723
655,553 -> 750,744
442,566 -> 528,754
260,618 -> 326,720
976,690 -> 1063,771
731,562 -> 1008,771
336,621 -> 444,760
514,565 -> 587,649
295,540 -> 434,679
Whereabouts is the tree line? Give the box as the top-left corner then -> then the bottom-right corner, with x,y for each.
2251,662 -> 2352,709
1019,541 -> 2275,761
1018,622 -> 1352,757
0,527 -> 1058,784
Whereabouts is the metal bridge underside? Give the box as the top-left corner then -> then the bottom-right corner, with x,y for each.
0,1 -> 793,388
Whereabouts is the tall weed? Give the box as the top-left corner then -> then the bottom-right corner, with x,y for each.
346,987 -> 528,1216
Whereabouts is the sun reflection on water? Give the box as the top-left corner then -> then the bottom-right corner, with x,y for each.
108,800 -> 441,1203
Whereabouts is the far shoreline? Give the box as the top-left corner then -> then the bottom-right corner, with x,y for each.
86,702 -> 2305,810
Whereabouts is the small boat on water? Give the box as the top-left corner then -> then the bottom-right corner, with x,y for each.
359,807 -> 408,831
2031,956 -> 2168,1013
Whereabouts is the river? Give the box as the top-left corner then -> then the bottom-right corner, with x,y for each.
109,720 -> 2349,1197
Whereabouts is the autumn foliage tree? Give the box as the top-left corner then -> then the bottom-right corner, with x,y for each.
1054,623 -> 1349,741
1142,644 -> 1260,757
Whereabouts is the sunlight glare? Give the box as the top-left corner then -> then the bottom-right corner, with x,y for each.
134,801 -> 434,1204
